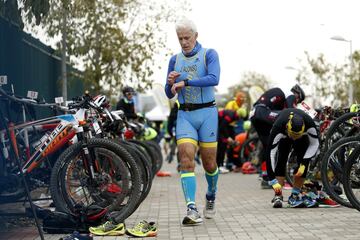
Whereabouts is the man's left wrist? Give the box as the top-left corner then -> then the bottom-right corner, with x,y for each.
183,79 -> 189,86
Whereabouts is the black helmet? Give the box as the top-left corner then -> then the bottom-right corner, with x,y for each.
286,112 -> 305,140
122,86 -> 135,95
290,84 -> 305,102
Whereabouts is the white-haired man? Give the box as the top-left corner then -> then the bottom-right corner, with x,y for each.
165,18 -> 221,225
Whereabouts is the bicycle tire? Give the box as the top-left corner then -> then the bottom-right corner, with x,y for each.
324,112 -> 360,152
117,140 -> 153,205
129,139 -> 157,175
285,150 -> 297,186
145,140 -> 163,173
343,144 -> 360,211
321,136 -> 360,207
50,138 -> 142,223
0,174 -> 26,202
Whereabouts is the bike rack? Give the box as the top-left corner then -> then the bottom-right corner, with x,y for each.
0,90 -> 45,240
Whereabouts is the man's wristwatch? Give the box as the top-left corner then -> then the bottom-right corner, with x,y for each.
183,79 -> 189,86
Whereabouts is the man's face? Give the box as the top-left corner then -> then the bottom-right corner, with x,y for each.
125,92 -> 134,100
176,28 -> 197,54
294,92 -> 300,103
236,95 -> 247,106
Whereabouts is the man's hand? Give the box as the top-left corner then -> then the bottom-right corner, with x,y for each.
294,164 -> 306,177
171,81 -> 185,95
167,71 -> 180,85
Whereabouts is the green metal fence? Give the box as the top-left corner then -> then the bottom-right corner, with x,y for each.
0,16 -> 83,120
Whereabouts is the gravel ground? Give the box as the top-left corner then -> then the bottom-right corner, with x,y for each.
0,215 -> 36,231
0,189 -> 51,232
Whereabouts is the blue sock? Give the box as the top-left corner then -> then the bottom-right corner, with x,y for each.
292,187 -> 301,195
205,167 -> 219,200
180,171 -> 196,207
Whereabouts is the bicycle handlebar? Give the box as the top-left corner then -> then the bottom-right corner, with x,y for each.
0,86 -> 67,111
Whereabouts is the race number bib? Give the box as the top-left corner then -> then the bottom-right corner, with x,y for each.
298,101 -> 317,119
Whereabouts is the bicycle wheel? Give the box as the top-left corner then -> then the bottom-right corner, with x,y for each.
0,128 -> 53,203
285,150 -> 297,186
129,139 -> 157,175
50,138 -> 142,223
286,150 -> 322,188
145,140 -> 163,173
0,138 -> 26,202
343,145 -> 360,211
0,173 -> 26,203
321,136 -> 360,207
117,140 -> 153,205
324,112 -> 360,152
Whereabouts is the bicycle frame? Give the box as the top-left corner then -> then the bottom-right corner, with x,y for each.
0,109 -> 86,174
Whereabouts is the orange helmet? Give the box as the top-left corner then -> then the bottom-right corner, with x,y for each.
235,91 -> 246,106
241,162 -> 257,174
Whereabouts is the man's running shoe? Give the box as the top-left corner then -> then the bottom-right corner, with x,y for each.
60,231 -> 93,240
317,191 -> 340,208
302,194 -> 319,208
203,198 -> 216,219
89,221 -> 125,236
271,195 -> 283,208
182,207 -> 203,225
126,220 -> 157,237
219,166 -> 229,174
261,180 -> 272,189
288,193 -> 305,208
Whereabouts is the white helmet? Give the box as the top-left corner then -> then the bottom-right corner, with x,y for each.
93,95 -> 108,108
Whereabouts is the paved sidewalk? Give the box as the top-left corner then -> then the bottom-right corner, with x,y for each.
3,160 -> 360,240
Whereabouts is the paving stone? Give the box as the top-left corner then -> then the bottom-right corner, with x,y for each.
4,159 -> 360,240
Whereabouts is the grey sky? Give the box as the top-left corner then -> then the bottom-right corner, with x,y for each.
156,0 -> 360,96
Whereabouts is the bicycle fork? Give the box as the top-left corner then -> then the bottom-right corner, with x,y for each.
78,125 -> 98,182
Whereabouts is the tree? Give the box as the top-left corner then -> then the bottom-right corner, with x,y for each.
351,51 -> 360,104
236,71 -> 271,91
0,0 -> 50,27
226,71 -> 272,97
294,51 -> 359,107
221,71 -> 273,108
37,0 -> 189,96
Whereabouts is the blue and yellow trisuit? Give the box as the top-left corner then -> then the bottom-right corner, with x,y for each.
165,42 -> 221,208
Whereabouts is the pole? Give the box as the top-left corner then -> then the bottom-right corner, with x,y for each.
61,3 -> 68,102
349,40 -> 354,105
330,36 -> 354,105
